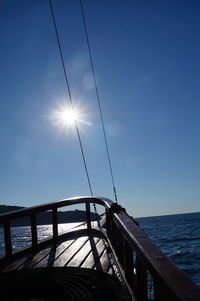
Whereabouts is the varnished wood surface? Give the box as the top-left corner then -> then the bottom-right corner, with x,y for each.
1,228 -> 114,276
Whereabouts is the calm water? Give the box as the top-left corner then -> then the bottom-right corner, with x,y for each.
136,212 -> 200,287
0,212 -> 199,287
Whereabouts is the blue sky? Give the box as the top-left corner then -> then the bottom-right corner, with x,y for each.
0,0 -> 200,217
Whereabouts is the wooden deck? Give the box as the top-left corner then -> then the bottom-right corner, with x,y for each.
1,227 -> 115,276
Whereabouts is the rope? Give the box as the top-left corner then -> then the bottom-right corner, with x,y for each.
79,0 -> 118,203
49,0 -> 93,197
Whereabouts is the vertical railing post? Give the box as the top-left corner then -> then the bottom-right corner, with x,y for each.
117,225 -> 124,265
85,202 -> 91,230
124,238 -> 135,292
106,208 -> 112,241
135,256 -> 148,301
31,214 -> 37,248
154,278 -> 174,301
3,220 -> 12,258
112,221 -> 124,266
52,208 -> 58,239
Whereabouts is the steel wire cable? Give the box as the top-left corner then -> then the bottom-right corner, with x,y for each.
49,0 -> 93,197
79,0 -> 118,203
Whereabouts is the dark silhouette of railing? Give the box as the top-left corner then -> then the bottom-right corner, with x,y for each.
0,196 -> 200,301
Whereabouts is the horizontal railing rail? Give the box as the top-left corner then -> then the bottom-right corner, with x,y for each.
0,196 -> 112,221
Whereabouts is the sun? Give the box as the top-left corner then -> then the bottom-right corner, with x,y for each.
54,105 -> 80,129
50,102 -> 91,132
59,107 -> 78,126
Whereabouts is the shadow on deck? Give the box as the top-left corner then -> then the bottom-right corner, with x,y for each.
2,227 -> 114,274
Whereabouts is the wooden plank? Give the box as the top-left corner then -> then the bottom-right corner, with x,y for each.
34,239 -> 75,268
53,236 -> 89,267
18,246 -> 53,270
95,248 -> 111,273
2,244 -> 53,272
3,238 -> 76,271
67,237 -> 99,268
81,238 -> 104,269
2,254 -> 32,272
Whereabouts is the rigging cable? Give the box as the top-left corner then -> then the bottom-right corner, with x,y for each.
49,0 -> 94,199
79,0 -> 118,203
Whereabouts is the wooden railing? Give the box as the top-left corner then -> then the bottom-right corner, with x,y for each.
106,204 -> 200,301
0,196 -> 111,259
0,196 -> 200,301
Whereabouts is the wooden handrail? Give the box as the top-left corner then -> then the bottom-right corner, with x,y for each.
106,209 -> 200,301
0,196 -> 112,222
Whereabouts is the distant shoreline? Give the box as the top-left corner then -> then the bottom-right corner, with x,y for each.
136,211 -> 200,219
0,204 -> 98,226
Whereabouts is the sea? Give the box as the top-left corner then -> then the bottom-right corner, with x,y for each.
0,212 -> 199,287
136,212 -> 200,287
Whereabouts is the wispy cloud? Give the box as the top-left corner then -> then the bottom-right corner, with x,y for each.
133,72 -> 155,83
125,154 -> 141,168
14,137 -> 33,168
69,53 -> 89,75
69,52 -> 96,92
107,121 -> 123,136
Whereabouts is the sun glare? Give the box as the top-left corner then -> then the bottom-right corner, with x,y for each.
59,108 -> 78,125
50,102 -> 91,132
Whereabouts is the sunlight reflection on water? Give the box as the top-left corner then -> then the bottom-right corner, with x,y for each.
0,223 -> 81,256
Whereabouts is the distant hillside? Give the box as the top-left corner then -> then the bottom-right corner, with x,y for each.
0,204 -> 25,214
0,204 -> 98,226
